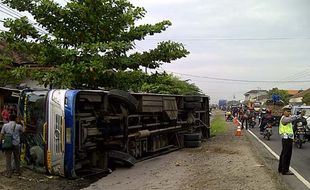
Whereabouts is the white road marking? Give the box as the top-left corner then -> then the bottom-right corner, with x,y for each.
247,129 -> 310,189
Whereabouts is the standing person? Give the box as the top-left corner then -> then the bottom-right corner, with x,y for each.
242,107 -> 250,130
0,114 -> 24,178
278,107 -> 298,175
238,107 -> 244,121
1,105 -> 10,123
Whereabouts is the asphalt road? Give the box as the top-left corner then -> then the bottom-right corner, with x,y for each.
248,121 -> 310,189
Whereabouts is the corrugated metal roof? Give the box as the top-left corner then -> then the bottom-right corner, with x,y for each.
286,90 -> 300,96
292,88 -> 310,98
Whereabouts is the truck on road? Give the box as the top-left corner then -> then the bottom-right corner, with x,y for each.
218,99 -> 227,110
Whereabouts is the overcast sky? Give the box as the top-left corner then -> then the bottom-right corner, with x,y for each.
1,0 -> 310,103
129,0 -> 310,103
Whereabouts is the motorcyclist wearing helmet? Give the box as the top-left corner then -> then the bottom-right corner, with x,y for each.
292,110 -> 308,136
259,108 -> 274,133
259,108 -> 267,123
225,110 -> 232,121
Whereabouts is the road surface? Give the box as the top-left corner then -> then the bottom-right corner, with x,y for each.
248,121 -> 310,190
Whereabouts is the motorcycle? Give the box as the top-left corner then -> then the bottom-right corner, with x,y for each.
258,115 -> 262,124
263,123 -> 272,140
249,116 -> 256,128
294,122 -> 307,149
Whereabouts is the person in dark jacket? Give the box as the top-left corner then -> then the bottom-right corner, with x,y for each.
259,109 -> 274,133
242,107 -> 250,130
293,110 -> 307,129
292,110 -> 308,139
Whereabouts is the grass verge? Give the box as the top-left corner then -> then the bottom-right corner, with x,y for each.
210,113 -> 227,136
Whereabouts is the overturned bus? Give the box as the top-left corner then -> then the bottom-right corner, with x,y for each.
18,89 -> 210,178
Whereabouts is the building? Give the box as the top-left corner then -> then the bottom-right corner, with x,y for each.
289,88 -> 310,105
286,90 -> 301,97
244,90 -> 268,103
0,41 -> 47,121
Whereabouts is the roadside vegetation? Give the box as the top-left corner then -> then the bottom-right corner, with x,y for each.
0,0 -> 201,95
210,112 -> 227,136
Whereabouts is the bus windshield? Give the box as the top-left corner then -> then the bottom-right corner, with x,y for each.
19,90 -> 48,133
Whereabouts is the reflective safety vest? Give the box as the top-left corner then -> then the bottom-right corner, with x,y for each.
279,116 -> 294,138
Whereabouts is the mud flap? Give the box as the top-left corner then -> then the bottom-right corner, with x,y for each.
108,150 -> 136,167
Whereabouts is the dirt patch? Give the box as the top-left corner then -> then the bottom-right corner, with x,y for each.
178,121 -> 288,190
0,153 -> 103,190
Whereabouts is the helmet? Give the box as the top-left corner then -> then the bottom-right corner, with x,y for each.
282,105 -> 292,111
297,110 -> 306,115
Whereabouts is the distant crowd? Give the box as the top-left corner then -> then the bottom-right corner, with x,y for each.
225,105 -> 257,129
224,104 -> 308,176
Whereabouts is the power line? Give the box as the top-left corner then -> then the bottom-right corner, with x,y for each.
164,70 -> 310,83
281,68 -> 310,80
0,3 -> 49,34
144,37 -> 310,41
288,71 -> 310,81
0,4 -> 23,17
0,7 -> 19,19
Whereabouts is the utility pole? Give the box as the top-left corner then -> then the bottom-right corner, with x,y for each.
257,87 -> 261,102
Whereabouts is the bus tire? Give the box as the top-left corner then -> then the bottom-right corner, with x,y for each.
108,89 -> 138,113
184,140 -> 201,148
184,133 -> 202,141
184,96 -> 201,102
184,102 -> 202,110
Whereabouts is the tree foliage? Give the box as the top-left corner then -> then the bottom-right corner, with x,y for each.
0,0 -> 197,94
303,93 -> 310,105
141,73 -> 201,95
268,88 -> 290,104
107,71 -> 201,95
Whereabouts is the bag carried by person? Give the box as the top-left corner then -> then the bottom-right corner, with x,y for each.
2,124 -> 15,150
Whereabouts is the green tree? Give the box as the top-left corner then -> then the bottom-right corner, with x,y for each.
0,0 -> 190,90
268,88 -> 290,104
108,71 -> 202,95
303,93 -> 310,105
141,73 -> 201,95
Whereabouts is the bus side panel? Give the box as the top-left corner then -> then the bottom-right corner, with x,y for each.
64,90 -> 79,178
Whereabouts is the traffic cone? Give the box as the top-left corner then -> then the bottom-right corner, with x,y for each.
235,125 -> 242,136
233,117 -> 238,125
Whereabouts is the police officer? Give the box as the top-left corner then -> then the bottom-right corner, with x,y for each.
278,106 -> 298,175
